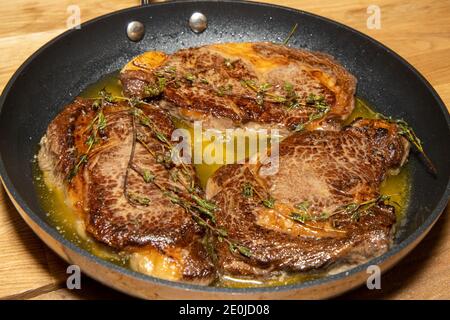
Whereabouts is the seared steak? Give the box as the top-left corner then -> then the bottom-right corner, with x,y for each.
120,42 -> 356,131
205,119 -> 410,277
38,42 -> 414,285
38,97 -> 214,284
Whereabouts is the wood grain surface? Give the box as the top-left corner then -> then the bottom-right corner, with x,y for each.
0,0 -> 448,300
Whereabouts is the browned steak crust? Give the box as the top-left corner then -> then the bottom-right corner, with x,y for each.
205,119 -> 409,277
39,97 -> 214,283
120,42 -> 356,131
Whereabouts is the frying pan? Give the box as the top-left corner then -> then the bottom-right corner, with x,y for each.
0,0 -> 449,299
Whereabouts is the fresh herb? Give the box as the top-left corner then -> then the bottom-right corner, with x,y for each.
282,23 -> 298,46
242,183 -> 254,198
124,115 -> 250,257
202,231 -> 218,262
376,113 -> 436,174
67,154 -> 88,181
289,195 -> 391,225
142,170 -> 155,183
294,200 -> 311,212
127,192 -> 151,206
67,92 -> 111,181
164,66 -> 177,73
229,243 -> 252,258
259,82 -> 272,92
262,197 -> 275,209
216,84 -> 233,97
133,107 -> 172,149
290,212 -> 309,223
291,200 -> 319,223
241,182 -> 275,208
335,194 -> 391,221
240,80 -> 277,106
284,82 -> 301,109
99,88 -> 114,103
293,94 -> 330,132
191,194 -> 217,212
185,73 -> 196,83
143,77 -> 166,98
131,165 -> 251,258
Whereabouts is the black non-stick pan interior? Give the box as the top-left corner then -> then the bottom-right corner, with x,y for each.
0,0 -> 449,292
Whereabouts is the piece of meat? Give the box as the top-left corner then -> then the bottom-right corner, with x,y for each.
120,42 -> 356,131
205,119 -> 410,277
38,97 -> 214,284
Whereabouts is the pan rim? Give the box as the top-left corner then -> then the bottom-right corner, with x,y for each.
0,0 -> 449,295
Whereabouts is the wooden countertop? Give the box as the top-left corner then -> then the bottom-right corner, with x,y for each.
0,0 -> 448,300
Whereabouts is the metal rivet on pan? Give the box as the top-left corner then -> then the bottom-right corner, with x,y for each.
127,21 -> 145,42
189,12 -> 207,33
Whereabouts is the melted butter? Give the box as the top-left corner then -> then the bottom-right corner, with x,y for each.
33,74 -> 410,288
32,160 -> 128,266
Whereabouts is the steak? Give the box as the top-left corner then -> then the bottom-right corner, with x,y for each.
38,42 -> 413,284
38,97 -> 215,284
205,119 -> 410,277
120,42 -> 356,131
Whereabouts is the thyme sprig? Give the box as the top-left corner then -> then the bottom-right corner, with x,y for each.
334,194 -> 392,221
239,80 -> 330,122
289,195 -> 393,224
132,107 -> 173,148
216,84 -> 233,97
375,113 -> 436,174
290,201 -> 330,223
131,165 -> 252,258
67,90 -> 111,181
282,23 -> 299,46
121,104 -> 252,258
293,94 -> 331,132
143,77 -> 166,98
241,182 -> 275,209
240,80 -> 289,106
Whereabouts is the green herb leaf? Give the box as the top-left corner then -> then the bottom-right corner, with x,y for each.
217,84 -> 233,97
229,243 -> 252,258
282,23 -> 299,45
97,111 -> 107,131
217,228 -> 228,238
191,194 -> 217,212
185,73 -> 196,82
128,192 -> 151,206
294,200 -> 310,212
242,183 -> 254,198
262,197 -> 275,209
143,170 -> 155,183
85,134 -> 96,149
290,212 -> 309,223
259,83 -> 272,92
99,88 -> 114,102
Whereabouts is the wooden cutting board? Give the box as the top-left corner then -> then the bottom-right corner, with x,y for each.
0,0 -> 448,300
